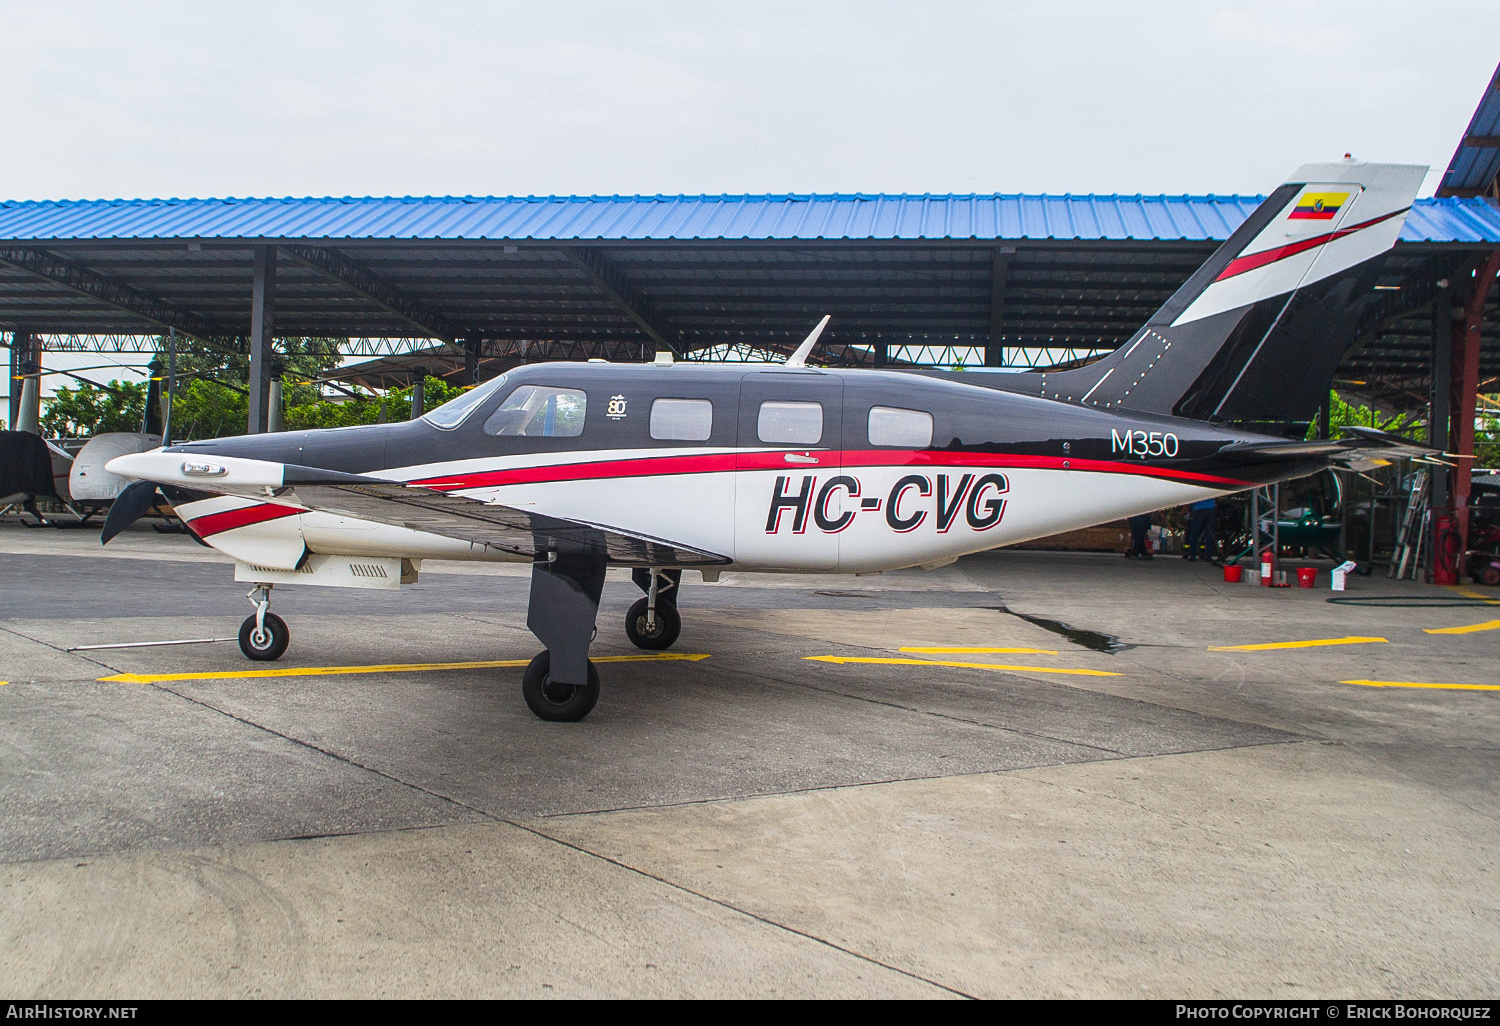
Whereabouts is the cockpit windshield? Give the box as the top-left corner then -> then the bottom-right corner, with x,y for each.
420,374 -> 509,430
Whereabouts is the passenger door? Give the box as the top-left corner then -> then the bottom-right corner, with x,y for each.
733,373 -> 843,570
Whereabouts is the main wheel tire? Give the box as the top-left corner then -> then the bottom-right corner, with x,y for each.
522,651 -> 600,722
238,612 -> 289,661
625,597 -> 681,650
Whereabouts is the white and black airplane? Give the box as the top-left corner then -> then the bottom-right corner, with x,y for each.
104,160 -> 1437,721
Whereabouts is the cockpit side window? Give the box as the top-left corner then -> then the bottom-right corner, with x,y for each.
867,406 -> 933,448
483,385 -> 587,437
758,401 -> 823,445
421,373 -> 508,430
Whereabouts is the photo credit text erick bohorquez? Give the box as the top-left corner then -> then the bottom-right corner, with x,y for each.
1177,1008 -> 1494,1021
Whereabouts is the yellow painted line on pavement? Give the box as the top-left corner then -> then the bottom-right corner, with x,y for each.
1342,679 -> 1500,692
1424,619 -> 1500,635
805,655 -> 1119,677
898,646 -> 1059,655
1454,588 -> 1500,605
1209,636 -> 1387,652
100,652 -> 711,684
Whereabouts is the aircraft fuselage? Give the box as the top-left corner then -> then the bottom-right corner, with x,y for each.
164,362 -> 1317,574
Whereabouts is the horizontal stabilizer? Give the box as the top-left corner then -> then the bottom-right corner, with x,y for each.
1217,426 -> 1446,472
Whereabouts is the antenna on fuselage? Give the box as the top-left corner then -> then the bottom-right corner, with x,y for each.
784,315 -> 831,368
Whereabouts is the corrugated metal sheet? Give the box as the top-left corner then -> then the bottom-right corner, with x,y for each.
0,192 -> 1495,243
1438,63 -> 1500,196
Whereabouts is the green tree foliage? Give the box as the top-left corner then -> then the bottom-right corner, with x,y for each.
166,335 -> 344,391
1476,396 -> 1500,471
154,334 -> 348,438
40,381 -> 147,436
167,379 -> 249,440
283,375 -> 468,430
1310,390 -> 1426,443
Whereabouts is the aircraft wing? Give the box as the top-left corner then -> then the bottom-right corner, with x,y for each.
281,467 -> 730,567
104,451 -> 729,566
1217,426 -> 1449,473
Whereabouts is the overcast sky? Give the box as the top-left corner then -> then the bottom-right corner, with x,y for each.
2,1 -> 1497,203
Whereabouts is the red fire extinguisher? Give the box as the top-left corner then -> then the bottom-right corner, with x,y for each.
1260,549 -> 1274,587
1432,512 -> 1460,586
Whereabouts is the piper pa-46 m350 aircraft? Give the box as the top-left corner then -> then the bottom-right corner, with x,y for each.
105,160 -> 1440,721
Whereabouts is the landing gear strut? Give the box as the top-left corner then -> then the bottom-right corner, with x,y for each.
238,584 -> 289,661
524,553 -> 607,721
626,568 -> 681,650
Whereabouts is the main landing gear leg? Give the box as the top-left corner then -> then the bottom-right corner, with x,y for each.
626,568 -> 681,650
239,584 -> 289,661
523,552 -> 607,722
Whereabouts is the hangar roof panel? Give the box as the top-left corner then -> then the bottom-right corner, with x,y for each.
1437,62 -> 1500,198
3,193 -> 1495,244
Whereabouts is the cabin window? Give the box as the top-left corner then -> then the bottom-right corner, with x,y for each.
650,398 -> 713,441
867,406 -> 933,448
421,373 -> 508,429
757,401 -> 823,445
483,385 -> 587,437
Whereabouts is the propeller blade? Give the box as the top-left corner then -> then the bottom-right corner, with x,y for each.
100,480 -> 161,545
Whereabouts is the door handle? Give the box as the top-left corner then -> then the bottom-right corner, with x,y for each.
783,452 -> 819,464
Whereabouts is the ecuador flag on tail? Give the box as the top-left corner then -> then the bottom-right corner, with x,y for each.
1289,190 -> 1350,220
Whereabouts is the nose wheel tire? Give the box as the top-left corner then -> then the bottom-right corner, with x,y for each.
238,612 -> 289,661
625,597 -> 681,650
522,651 -> 601,721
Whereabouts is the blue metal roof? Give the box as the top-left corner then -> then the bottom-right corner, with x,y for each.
1,192 -> 1495,244
1438,62 -> 1500,197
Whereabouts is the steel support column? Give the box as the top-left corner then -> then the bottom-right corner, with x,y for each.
462,337 -> 481,384
986,246 -> 1013,368
1430,290 -> 1452,514
6,332 -> 17,429
9,331 -> 41,430
247,247 -> 276,434
1450,249 -> 1500,555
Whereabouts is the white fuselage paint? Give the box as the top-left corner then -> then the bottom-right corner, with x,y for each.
175,445 -> 1228,576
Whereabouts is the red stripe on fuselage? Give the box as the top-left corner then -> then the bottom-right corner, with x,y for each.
1214,208 -> 1407,282
415,452 -> 740,491
413,450 -> 1253,491
186,502 -> 302,538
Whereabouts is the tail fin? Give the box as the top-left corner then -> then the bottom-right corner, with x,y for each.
1035,160 -> 1426,426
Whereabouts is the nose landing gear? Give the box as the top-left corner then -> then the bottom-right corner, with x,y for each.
239,584 -> 289,661
626,568 -> 681,650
